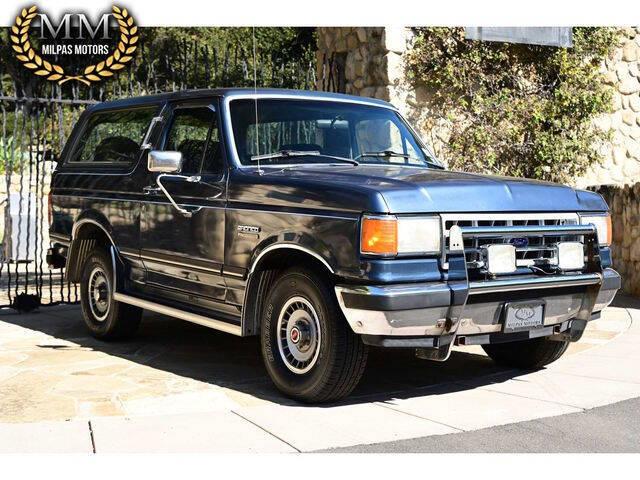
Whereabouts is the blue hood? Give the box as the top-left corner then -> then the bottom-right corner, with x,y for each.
230,165 -> 608,214
355,166 -> 607,213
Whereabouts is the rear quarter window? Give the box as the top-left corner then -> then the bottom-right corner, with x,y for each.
69,107 -> 157,166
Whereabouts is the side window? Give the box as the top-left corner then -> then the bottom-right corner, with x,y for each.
71,107 -> 156,164
164,107 -> 222,174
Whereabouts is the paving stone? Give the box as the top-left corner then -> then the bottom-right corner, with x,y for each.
77,399 -> 125,418
15,347 -> 105,369
70,363 -> 134,377
0,371 -> 78,422
51,374 -> 139,399
0,351 -> 28,366
0,366 -> 20,383
121,390 -> 239,416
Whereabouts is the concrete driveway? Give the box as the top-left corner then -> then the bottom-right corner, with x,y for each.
0,295 -> 638,453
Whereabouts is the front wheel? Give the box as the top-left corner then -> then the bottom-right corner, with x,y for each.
482,336 -> 570,369
260,267 -> 368,403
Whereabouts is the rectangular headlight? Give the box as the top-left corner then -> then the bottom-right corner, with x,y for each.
360,215 -> 441,256
397,216 -> 441,254
580,213 -> 611,246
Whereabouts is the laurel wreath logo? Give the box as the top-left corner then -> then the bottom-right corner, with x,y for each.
10,5 -> 138,85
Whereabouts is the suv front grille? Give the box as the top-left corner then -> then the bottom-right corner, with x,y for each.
441,213 -> 580,271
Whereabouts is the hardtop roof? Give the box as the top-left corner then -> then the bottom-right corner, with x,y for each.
88,88 -> 396,112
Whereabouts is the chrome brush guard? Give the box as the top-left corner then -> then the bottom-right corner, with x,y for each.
417,223 -> 603,362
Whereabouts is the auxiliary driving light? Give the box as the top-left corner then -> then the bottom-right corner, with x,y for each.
482,244 -> 517,275
556,242 -> 585,271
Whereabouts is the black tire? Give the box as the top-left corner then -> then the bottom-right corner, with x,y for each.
79,248 -> 142,340
482,337 -> 570,369
260,267 -> 368,403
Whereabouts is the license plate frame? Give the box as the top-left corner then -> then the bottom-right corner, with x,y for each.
502,300 -> 545,333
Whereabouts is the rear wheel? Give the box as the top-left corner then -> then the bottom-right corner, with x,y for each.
79,248 -> 142,340
482,337 -> 570,369
260,267 -> 368,403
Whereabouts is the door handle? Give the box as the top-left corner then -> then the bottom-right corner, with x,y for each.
143,185 -> 161,194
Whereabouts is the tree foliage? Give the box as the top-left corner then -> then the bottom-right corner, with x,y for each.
135,27 -> 316,89
406,27 -> 620,183
0,27 -> 316,98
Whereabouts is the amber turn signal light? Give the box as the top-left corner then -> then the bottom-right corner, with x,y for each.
361,216 -> 398,255
605,214 -> 612,245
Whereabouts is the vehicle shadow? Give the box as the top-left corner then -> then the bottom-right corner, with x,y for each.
0,305 -> 529,407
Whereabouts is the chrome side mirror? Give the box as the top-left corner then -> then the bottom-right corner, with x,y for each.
148,150 -> 183,173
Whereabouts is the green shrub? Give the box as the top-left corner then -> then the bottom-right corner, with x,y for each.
406,27 -> 620,183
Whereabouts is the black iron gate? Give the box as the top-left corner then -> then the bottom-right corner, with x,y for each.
0,28 -> 332,312
0,87 -> 99,310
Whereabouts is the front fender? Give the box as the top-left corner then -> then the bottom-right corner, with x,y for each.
241,233 -> 345,337
249,233 -> 338,275
225,206 -> 362,280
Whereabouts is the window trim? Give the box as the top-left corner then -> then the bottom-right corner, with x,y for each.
224,96 -> 443,169
160,103 -> 218,175
222,94 -> 399,169
64,104 -> 162,172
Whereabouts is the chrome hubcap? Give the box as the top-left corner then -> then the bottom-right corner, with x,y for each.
88,267 -> 110,322
277,296 -> 321,374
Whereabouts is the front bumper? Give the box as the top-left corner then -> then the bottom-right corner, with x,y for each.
336,268 -> 621,340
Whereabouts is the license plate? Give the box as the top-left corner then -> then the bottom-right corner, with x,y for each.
503,301 -> 545,332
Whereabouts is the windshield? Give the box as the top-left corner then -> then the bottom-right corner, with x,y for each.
229,98 -> 441,167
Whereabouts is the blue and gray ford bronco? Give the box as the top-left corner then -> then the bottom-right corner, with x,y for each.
48,88 -> 620,402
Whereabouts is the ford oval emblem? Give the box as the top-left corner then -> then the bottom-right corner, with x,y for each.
515,307 -> 535,321
510,237 -> 529,248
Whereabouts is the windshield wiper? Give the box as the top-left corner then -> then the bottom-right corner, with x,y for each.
355,150 -> 443,168
250,150 -> 359,166
355,150 -> 423,163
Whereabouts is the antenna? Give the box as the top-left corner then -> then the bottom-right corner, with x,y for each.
252,26 -> 262,175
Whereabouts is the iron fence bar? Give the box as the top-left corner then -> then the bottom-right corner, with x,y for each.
15,104 -> 25,298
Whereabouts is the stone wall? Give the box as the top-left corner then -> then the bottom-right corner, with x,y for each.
316,27 -> 452,157
577,27 -> 640,188
598,184 -> 640,296
317,27 -> 640,183
316,27 -> 410,103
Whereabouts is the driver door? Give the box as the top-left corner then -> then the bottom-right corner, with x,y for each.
139,99 -> 228,306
